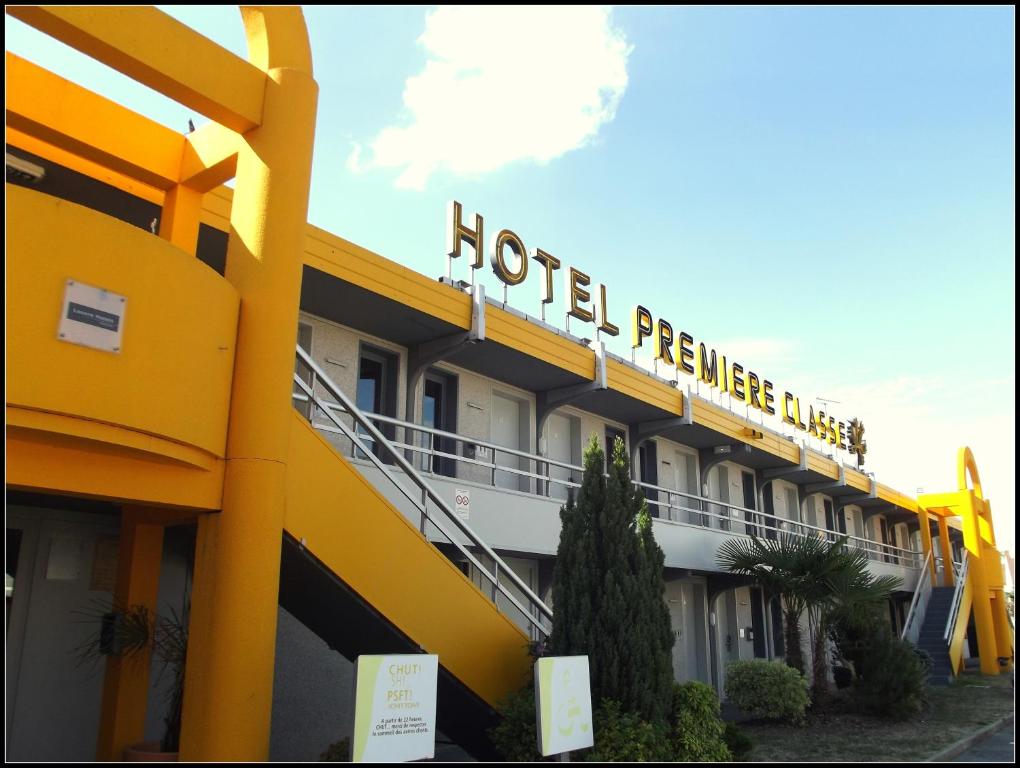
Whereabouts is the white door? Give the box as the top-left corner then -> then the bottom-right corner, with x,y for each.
710,465 -> 730,530
545,412 -> 572,502
492,393 -> 522,491
783,484 -> 801,530
668,582 -> 702,685
7,509 -> 119,761
660,450 -> 691,522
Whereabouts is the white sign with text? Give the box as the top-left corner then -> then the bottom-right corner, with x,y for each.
57,278 -> 126,353
351,654 -> 438,763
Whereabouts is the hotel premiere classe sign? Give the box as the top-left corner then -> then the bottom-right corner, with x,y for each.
447,200 -> 867,464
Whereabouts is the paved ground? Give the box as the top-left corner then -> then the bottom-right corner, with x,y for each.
951,724 -> 1015,763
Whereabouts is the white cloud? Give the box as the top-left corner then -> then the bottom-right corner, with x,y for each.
348,6 -> 632,190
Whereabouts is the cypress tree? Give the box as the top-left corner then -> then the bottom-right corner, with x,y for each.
549,434 -> 674,724
548,435 -> 601,658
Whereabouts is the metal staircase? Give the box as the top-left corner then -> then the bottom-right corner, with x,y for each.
284,344 -> 553,758
914,586 -> 957,685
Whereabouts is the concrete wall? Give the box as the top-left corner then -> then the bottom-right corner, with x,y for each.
269,607 -> 354,762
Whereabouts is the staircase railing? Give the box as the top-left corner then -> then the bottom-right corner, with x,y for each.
901,549 -> 934,643
293,344 -> 553,638
944,550 -> 969,642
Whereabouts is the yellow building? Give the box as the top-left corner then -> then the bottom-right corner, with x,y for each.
5,6 -> 1012,762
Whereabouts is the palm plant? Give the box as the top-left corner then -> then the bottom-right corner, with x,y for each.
716,533 -> 831,675
823,547 -> 901,683
74,600 -> 188,753
717,533 -> 901,701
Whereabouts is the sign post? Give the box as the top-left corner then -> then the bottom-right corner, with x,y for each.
351,654 -> 439,763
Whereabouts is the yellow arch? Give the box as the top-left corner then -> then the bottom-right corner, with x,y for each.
957,446 -> 984,500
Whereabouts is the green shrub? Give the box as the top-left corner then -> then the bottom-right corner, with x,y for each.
488,686 -> 544,762
722,722 -> 753,761
670,681 -> 730,761
853,633 -> 928,720
585,699 -> 673,762
724,660 -> 809,723
319,736 -> 350,761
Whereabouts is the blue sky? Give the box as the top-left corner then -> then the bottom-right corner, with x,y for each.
6,7 -> 1015,553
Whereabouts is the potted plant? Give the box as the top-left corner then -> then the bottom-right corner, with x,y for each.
75,600 -> 188,761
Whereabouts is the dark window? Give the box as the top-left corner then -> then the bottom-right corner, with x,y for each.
422,370 -> 458,478
605,427 -> 626,471
762,482 -> 777,540
356,345 -> 398,461
879,517 -> 892,563
742,472 -> 758,537
823,498 -> 837,542
750,587 -> 767,658
770,595 -> 784,657
638,442 -> 658,513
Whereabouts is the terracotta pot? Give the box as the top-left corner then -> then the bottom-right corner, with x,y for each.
123,741 -> 179,762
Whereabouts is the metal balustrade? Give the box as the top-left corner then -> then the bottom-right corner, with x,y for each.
293,345 -> 553,639
902,550 -> 934,643
944,551 -> 969,642
294,388 -> 923,571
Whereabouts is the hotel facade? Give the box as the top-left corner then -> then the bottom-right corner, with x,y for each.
5,7 -> 1013,761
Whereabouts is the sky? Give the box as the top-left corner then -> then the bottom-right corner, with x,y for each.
6,6 -> 1015,553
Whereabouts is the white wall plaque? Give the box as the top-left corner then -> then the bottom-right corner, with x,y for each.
454,489 -> 470,520
352,654 -> 438,763
57,278 -> 126,353
535,655 -> 594,756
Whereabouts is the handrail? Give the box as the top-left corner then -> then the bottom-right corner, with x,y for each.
293,391 -> 924,569
901,550 -> 934,642
293,345 -> 553,638
944,551 -> 969,642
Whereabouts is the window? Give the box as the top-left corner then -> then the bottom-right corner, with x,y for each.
637,441 -> 658,513
761,481 -> 777,540
421,369 -> 457,477
355,344 -> 398,460
605,426 -> 626,470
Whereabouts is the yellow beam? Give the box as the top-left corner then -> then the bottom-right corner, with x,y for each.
181,122 -> 239,192
5,52 -> 183,189
6,6 -> 265,133
96,509 -> 165,760
917,491 -> 965,514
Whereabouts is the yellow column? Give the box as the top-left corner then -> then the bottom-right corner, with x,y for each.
178,8 -> 317,761
937,516 -> 954,588
158,184 -> 203,255
990,591 -> 1013,670
96,508 -> 165,760
961,493 -> 998,675
918,506 -> 936,583
977,500 -> 1013,671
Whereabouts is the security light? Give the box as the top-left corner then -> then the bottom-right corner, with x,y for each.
6,153 -> 45,182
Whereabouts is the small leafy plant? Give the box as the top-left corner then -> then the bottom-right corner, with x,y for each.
74,599 -> 188,753
724,660 -> 809,724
